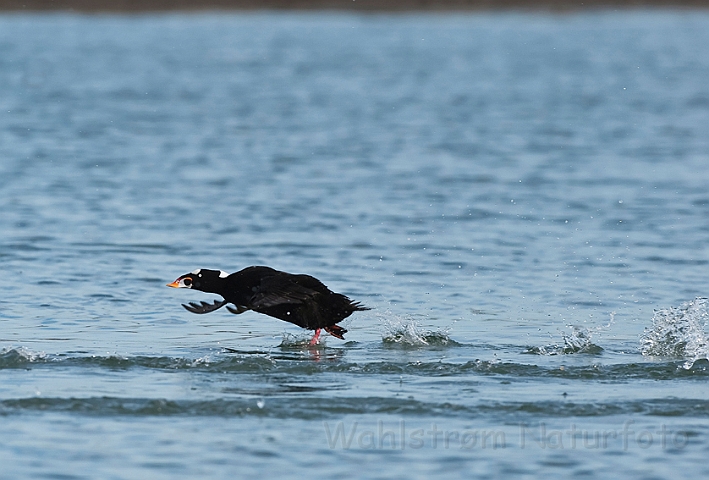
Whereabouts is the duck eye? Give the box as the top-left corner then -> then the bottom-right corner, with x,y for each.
183,278 -> 192,287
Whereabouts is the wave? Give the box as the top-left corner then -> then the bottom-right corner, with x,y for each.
3,347 -> 709,380
3,394 -> 709,419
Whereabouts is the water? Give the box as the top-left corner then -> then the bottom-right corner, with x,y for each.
1,10 -> 709,479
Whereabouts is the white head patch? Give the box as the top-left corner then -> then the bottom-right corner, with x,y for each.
219,270 -> 229,278
191,269 -> 201,275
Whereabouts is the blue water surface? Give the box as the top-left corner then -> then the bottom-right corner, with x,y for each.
1,10 -> 709,479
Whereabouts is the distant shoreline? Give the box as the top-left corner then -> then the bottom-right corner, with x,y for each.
1,0 -> 708,13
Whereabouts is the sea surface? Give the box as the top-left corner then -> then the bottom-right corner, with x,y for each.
1,10 -> 709,479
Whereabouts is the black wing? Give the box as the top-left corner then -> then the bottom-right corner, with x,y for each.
249,278 -> 321,309
182,299 -> 228,314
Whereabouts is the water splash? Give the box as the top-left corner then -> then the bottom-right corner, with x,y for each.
190,354 -> 218,368
0,347 -> 47,368
279,332 -> 321,349
640,297 -> 709,369
274,333 -> 348,362
380,315 -> 458,348
527,324 -> 605,355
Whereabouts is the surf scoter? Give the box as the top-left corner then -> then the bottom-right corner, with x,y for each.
167,266 -> 369,344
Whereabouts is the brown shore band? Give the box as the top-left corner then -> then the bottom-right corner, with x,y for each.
1,0 -> 709,12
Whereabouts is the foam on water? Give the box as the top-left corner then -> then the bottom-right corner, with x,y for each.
640,297 -> 709,369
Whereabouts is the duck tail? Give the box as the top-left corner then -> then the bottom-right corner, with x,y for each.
351,301 -> 371,312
